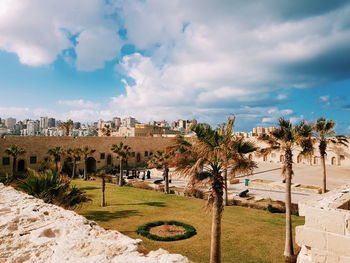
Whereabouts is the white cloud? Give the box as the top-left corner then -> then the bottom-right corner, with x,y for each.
0,107 -> 54,120
0,0 -> 121,69
319,95 -> 330,102
58,100 -> 100,109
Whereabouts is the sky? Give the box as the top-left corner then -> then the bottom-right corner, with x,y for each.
0,0 -> 350,133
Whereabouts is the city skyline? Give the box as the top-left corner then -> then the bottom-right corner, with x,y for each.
1,1 -> 350,133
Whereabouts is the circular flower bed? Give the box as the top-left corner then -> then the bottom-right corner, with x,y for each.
136,221 -> 196,241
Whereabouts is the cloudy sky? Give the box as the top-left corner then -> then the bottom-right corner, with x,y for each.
1,0 -> 350,133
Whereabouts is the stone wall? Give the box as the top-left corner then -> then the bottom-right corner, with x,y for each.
296,184 -> 350,262
0,136 -> 173,174
247,138 -> 350,167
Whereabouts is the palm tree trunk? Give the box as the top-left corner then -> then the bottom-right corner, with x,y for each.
72,160 -> 76,178
101,177 -> 106,207
84,158 -> 87,180
223,167 -> 228,206
164,168 -> 169,194
12,156 -> 17,177
284,149 -> 294,261
119,158 -> 123,186
55,159 -> 58,171
321,154 -> 327,193
210,175 -> 224,263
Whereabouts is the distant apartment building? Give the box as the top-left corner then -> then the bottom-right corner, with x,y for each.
116,124 -> 180,137
121,117 -> 137,128
40,117 -> 49,131
171,119 -> 197,133
5,117 -> 16,130
112,117 -> 121,129
26,120 -> 39,136
48,118 -> 56,128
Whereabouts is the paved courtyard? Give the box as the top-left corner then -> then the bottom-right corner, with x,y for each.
143,162 -> 350,203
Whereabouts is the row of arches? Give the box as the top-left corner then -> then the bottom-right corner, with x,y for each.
256,154 -> 340,166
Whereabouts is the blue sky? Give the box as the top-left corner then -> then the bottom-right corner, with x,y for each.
0,0 -> 350,134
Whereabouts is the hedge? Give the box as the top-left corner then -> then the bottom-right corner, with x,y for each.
136,220 -> 197,241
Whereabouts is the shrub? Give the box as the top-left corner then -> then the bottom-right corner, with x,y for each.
18,169 -> 90,209
136,221 -> 196,241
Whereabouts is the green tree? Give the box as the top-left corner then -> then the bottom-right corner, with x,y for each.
81,146 -> 96,180
258,118 -> 313,262
170,119 -> 256,263
4,145 -> 25,177
66,148 -> 82,178
47,146 -> 64,171
101,124 -> 111,136
313,118 -> 349,193
111,142 -> 131,186
59,119 -> 74,136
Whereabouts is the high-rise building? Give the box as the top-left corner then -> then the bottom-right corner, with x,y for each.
5,117 -> 16,130
113,117 -> 121,129
74,122 -> 81,129
48,118 -> 56,128
40,117 -> 49,130
121,117 -> 136,128
27,120 -> 39,136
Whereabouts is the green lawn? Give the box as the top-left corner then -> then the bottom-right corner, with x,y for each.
73,179 -> 304,263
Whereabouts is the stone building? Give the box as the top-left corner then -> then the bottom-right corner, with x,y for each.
0,136 -> 173,175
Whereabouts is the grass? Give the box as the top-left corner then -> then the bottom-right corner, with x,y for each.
73,179 -> 304,263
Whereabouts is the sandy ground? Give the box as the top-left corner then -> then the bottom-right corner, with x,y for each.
0,184 -> 190,263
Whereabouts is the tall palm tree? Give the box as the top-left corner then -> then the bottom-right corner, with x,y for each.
217,116 -> 256,205
170,120 -> 256,263
111,142 -> 131,186
81,146 -> 96,180
101,125 -> 111,136
4,145 -> 25,177
258,118 -> 313,262
313,118 -> 349,193
66,148 -> 82,178
148,150 -> 171,194
59,119 -> 74,136
47,146 -> 64,171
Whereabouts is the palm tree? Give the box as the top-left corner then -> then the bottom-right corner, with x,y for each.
170,120 -> 256,263
258,118 -> 313,262
96,170 -> 107,207
217,116 -> 256,205
4,145 -> 25,177
81,146 -> 96,180
111,142 -> 131,186
66,148 -> 82,178
101,125 -> 111,136
148,150 -> 171,194
47,147 -> 64,171
59,119 -> 74,136
313,118 -> 349,193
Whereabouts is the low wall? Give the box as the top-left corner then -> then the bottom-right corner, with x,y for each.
296,184 -> 350,262
0,183 -> 190,263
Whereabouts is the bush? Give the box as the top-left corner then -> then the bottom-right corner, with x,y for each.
18,169 -> 90,209
136,221 -> 196,241
0,173 -> 15,186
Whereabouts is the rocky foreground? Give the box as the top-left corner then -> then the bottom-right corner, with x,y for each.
0,184 -> 190,263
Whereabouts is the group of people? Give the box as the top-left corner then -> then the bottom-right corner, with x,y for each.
126,169 -> 151,181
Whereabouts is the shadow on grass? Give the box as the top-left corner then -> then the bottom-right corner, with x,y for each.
113,202 -> 167,207
80,186 -> 100,191
85,210 -> 140,222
